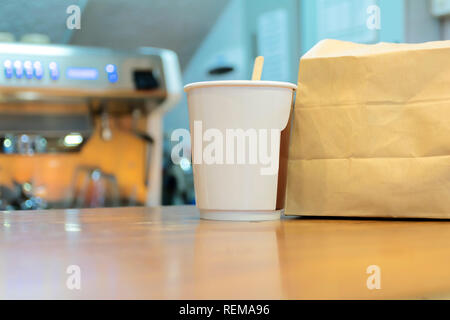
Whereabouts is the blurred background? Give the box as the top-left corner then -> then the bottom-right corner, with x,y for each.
0,0 -> 449,209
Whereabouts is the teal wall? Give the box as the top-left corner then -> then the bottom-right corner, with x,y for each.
244,0 -> 300,83
300,0 -> 406,54
379,0 -> 405,43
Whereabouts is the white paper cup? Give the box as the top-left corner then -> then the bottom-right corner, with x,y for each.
184,80 -> 296,221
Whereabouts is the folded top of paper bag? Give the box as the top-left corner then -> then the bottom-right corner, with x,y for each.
298,39 -> 450,106
303,39 -> 450,58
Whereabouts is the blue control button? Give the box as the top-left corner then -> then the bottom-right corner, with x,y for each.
24,61 -> 33,79
105,64 -> 116,73
108,72 -> 118,83
4,60 -> 13,78
33,61 -> 43,79
49,62 -> 59,80
105,64 -> 118,83
13,60 -> 23,78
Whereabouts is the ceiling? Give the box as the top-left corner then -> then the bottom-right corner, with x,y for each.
0,0 -> 83,43
0,0 -> 229,69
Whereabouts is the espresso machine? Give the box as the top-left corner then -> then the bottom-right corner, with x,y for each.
0,43 -> 181,210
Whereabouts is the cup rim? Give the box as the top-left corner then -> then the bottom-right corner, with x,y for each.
184,80 -> 297,92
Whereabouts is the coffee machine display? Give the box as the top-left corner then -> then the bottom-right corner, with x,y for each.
0,43 -> 182,209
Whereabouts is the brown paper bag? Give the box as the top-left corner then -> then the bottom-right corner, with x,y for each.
285,39 -> 450,218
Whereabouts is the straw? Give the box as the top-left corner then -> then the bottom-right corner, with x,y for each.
251,56 -> 264,81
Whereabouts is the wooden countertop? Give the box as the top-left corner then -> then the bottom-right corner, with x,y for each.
1,205 -> 450,299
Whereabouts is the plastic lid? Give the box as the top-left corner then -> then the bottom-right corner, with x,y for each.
184,80 -> 297,92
